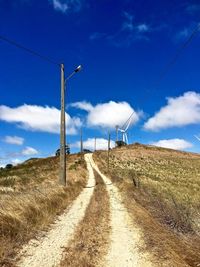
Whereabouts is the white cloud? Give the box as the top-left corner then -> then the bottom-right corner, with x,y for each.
144,91 -> 200,131
0,104 -> 82,134
176,28 -> 190,39
51,0 -> 68,13
71,100 -> 141,129
136,24 -> 149,32
11,158 -> 23,165
70,101 -> 93,112
176,23 -> 200,41
122,13 -> 150,35
72,138 -> 115,151
22,146 -> 38,156
151,139 -> 193,151
50,0 -> 82,13
122,11 -> 134,31
3,136 -> 24,145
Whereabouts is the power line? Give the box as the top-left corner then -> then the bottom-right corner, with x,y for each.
137,23 -> 200,111
156,23 -> 200,85
0,34 -> 60,66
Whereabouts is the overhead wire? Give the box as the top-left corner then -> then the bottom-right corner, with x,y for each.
155,23 -> 200,86
0,34 -> 60,66
117,24 -> 200,144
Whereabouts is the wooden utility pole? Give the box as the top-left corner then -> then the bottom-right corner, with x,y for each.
107,132 -> 111,171
80,128 -> 83,161
94,137 -> 96,152
115,125 -> 119,147
59,63 -> 66,186
80,128 -> 83,153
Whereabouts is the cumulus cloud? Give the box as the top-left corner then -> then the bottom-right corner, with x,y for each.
21,146 -> 38,156
0,104 -> 82,134
144,91 -> 200,131
71,100 -> 141,129
151,138 -> 193,151
70,101 -> 93,112
3,136 -> 24,145
72,138 -> 115,151
50,0 -> 82,13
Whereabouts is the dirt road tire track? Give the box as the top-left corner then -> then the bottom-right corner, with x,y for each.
60,168 -> 110,267
88,154 -> 153,267
16,154 -> 95,267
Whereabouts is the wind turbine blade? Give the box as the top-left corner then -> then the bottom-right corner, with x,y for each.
121,112 -> 134,130
194,135 -> 200,141
124,116 -> 133,131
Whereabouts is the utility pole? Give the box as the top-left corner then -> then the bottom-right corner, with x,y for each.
80,128 -> 83,161
94,137 -> 96,152
116,125 -> 119,147
107,132 -> 110,171
59,64 -> 82,186
59,63 -> 66,186
80,128 -> 83,153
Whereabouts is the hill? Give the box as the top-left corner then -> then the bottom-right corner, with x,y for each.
94,143 -> 200,266
0,154 -> 87,266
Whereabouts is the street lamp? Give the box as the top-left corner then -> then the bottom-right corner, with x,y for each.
59,64 -> 82,186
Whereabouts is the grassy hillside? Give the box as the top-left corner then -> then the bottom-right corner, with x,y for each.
0,154 -> 87,267
94,143 -> 200,266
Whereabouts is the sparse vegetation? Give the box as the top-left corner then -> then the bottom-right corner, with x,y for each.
0,154 -> 87,267
94,143 -> 200,266
60,170 -> 110,267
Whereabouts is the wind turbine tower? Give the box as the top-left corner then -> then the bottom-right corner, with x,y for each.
117,113 -> 134,145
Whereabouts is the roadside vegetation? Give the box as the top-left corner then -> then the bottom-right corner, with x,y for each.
60,170 -> 110,267
0,154 -> 87,267
94,143 -> 200,266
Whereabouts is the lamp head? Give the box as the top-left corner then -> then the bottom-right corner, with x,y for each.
74,65 -> 82,73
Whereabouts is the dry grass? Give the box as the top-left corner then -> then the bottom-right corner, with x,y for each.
94,144 -> 200,267
0,154 -> 87,267
60,170 -> 110,267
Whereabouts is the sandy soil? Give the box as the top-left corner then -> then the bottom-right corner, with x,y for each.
88,154 -> 153,267
16,154 -> 95,267
16,153 -> 154,267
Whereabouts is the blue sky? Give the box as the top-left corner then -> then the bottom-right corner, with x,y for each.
0,0 -> 200,166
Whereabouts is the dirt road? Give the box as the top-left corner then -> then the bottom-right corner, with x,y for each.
17,154 -> 95,267
16,153 -> 153,267
88,154 -> 153,267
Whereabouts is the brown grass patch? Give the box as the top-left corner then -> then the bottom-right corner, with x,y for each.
0,154 -> 87,267
60,170 -> 110,267
94,146 -> 200,267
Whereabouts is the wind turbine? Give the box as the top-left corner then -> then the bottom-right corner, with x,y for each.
194,135 -> 200,141
117,113 -> 134,145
